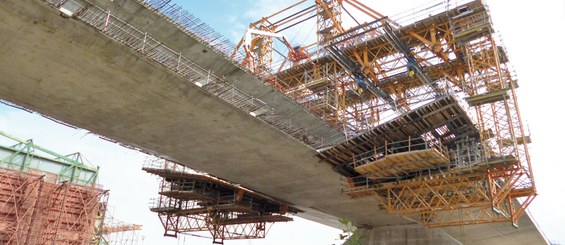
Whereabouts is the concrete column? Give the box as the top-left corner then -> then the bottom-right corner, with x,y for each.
347,224 -> 462,245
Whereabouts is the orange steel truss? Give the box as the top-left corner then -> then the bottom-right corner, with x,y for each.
344,159 -> 534,227
0,167 -> 108,244
102,224 -> 142,235
0,169 -> 44,244
143,158 -> 297,244
233,0 -> 537,228
101,221 -> 142,244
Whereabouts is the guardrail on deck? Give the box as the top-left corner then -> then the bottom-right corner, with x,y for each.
40,0 -> 329,149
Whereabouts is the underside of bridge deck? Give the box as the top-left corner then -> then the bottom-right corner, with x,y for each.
0,0 -> 547,244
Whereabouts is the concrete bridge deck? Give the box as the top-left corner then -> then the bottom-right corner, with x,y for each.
0,0 -> 547,244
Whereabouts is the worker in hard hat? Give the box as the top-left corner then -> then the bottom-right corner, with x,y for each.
355,74 -> 367,94
407,56 -> 415,77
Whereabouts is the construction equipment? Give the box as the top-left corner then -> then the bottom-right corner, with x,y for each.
142,158 -> 298,244
0,131 -> 108,244
238,28 -> 311,73
232,0 -> 536,228
99,213 -> 143,245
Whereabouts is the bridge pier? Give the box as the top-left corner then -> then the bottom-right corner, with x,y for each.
347,224 -> 461,245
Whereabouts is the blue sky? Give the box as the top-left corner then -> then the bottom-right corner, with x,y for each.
1,0 -> 564,244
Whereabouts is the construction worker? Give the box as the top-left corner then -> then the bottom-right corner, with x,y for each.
355,74 -> 367,94
407,56 -> 415,77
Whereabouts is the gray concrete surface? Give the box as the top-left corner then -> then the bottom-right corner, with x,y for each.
349,217 -> 547,245
0,0 -> 547,244
352,225 -> 462,245
90,0 -> 345,144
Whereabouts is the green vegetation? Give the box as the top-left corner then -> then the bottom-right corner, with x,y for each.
337,218 -> 365,245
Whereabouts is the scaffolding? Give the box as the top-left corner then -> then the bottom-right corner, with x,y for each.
142,158 -> 297,244
0,131 -> 108,244
230,0 -> 536,228
37,0 -> 536,231
99,210 -> 143,245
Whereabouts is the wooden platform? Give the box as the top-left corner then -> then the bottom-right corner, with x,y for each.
465,88 -> 509,107
317,95 -> 478,171
151,204 -> 257,216
221,214 -> 293,225
159,190 -> 213,201
355,148 -> 450,179
341,185 -> 379,199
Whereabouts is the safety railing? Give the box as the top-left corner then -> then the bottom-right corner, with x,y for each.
135,0 -> 245,63
149,195 -> 204,211
326,18 -> 386,48
450,8 -> 492,40
352,136 -> 449,168
389,0 -> 475,27
40,0 -> 328,149
142,157 -> 198,174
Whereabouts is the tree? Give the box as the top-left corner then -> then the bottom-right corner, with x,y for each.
337,218 -> 365,245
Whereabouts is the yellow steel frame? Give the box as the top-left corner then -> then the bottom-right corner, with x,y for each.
274,19 -> 463,132
343,161 -> 535,227
235,0 -> 537,228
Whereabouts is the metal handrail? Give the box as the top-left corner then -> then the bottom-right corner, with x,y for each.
41,0 -> 329,149
389,0 -> 475,27
352,136 -> 449,168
